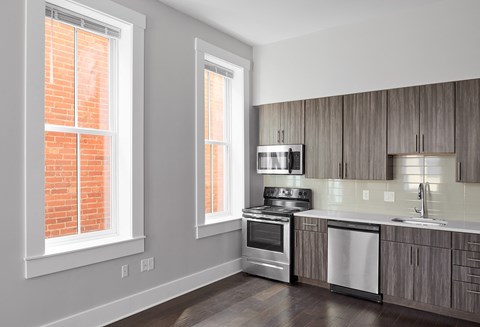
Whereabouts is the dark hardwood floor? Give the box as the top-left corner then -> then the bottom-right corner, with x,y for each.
108,273 -> 479,327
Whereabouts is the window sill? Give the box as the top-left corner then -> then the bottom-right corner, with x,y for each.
24,235 -> 145,278
196,216 -> 242,239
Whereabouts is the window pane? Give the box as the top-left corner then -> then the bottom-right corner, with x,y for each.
77,29 -> 110,130
204,144 -> 212,214
45,132 -> 78,238
212,144 -> 225,213
80,135 -> 111,233
204,70 -> 225,141
44,19 -> 75,126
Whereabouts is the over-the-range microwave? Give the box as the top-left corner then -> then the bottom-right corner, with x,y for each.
257,144 -> 305,175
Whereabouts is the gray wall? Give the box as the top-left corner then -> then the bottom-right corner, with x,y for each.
0,0 -> 259,326
253,0 -> 480,105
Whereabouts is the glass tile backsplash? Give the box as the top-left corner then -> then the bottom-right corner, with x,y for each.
264,155 -> 480,222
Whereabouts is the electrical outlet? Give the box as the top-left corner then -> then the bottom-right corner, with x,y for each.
148,257 -> 154,271
121,264 -> 129,278
384,191 -> 395,202
141,259 -> 149,272
362,190 -> 369,201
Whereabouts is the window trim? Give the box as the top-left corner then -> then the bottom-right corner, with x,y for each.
194,38 -> 251,239
24,0 -> 146,278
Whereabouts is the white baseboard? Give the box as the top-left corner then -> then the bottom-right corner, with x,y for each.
43,258 -> 242,327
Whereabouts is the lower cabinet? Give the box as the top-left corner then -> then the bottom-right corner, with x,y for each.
294,217 -> 327,282
381,240 -> 451,308
452,232 -> 480,314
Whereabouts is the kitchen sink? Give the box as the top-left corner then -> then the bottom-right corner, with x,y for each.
391,217 -> 447,227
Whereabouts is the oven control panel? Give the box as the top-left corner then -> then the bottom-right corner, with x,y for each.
264,187 -> 311,200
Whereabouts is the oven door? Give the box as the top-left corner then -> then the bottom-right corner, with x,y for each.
242,216 -> 290,264
257,145 -> 304,175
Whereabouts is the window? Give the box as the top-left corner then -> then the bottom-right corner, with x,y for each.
195,39 -> 251,238
44,5 -> 117,240
25,0 -> 146,278
204,62 -> 232,217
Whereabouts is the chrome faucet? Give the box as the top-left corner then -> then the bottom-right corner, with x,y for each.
414,183 -> 426,218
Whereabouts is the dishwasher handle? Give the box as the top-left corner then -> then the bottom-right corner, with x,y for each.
328,220 -> 380,232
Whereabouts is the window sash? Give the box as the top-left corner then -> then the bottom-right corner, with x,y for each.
44,18 -> 118,240
204,70 -> 231,217
205,143 -> 229,216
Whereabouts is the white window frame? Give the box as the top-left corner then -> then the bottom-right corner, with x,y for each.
194,38 -> 251,239
24,0 -> 146,278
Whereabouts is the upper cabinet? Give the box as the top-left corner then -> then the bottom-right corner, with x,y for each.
387,83 -> 455,155
387,86 -> 420,154
344,91 -> 392,180
258,101 -> 304,145
456,79 -> 480,183
420,83 -> 455,153
305,97 -> 343,179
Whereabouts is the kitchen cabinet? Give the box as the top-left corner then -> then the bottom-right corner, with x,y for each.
294,217 -> 327,282
343,91 -> 392,180
381,225 -> 452,308
387,83 -> 455,155
387,86 -> 420,154
456,79 -> 480,183
453,231 -> 480,313
381,241 -> 414,300
305,96 -> 343,179
258,101 -> 304,145
420,83 -> 455,153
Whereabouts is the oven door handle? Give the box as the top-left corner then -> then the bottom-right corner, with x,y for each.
243,216 -> 289,224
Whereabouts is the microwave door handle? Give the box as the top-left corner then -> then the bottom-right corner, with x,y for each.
288,148 -> 293,173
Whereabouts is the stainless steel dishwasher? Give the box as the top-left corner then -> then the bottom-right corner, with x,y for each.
327,220 -> 382,302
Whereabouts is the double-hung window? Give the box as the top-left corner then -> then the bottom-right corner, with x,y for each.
195,39 -> 251,238
25,0 -> 146,278
44,4 -> 118,241
204,62 -> 233,217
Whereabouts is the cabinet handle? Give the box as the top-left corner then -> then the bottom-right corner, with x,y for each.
303,223 -> 317,227
467,274 -> 480,279
415,134 -> 419,153
282,130 -> 285,143
410,246 -> 413,265
344,162 -> 347,179
467,290 -> 480,295
467,258 -> 480,263
416,247 -> 419,266
422,134 -> 425,152
457,162 -> 462,181
338,163 -> 342,179
277,130 -> 280,143
468,242 -> 480,247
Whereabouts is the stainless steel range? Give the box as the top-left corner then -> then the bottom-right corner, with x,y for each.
242,187 -> 312,283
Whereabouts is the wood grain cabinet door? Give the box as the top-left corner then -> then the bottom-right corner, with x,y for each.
419,82 -> 455,154
344,91 -> 390,180
280,100 -> 304,145
381,241 -> 414,300
294,230 -> 327,281
413,246 -> 452,308
258,104 -> 281,145
305,97 -> 343,179
387,86 -> 420,154
295,230 -> 320,280
456,79 -> 480,183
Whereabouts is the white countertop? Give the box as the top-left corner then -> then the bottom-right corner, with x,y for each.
295,209 -> 480,234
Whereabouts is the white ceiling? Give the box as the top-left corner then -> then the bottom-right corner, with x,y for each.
157,0 -> 443,46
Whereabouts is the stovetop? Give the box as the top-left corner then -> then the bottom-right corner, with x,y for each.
242,205 -> 302,215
